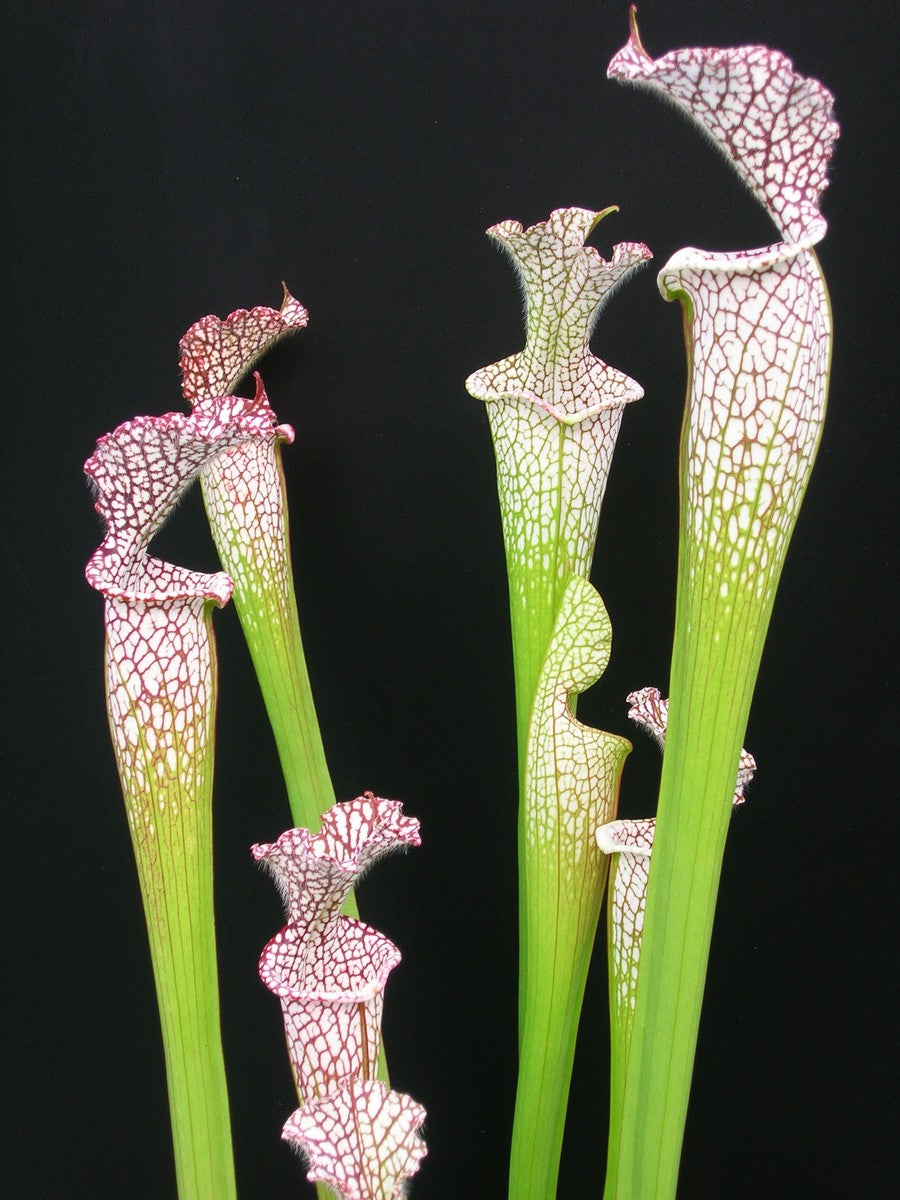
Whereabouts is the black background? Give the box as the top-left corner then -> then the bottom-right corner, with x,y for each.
1,2 -> 895,1198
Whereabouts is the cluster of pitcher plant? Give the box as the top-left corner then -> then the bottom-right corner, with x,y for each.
85,10 -> 838,1199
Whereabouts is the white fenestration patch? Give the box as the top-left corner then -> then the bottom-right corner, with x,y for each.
524,577 -> 630,863
467,209 -> 650,605
610,14 -> 836,620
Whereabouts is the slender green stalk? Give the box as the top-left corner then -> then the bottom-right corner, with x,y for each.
597,686 -> 755,1200
127,692 -> 236,1200
106,607 -> 237,1200
604,559 -> 769,1199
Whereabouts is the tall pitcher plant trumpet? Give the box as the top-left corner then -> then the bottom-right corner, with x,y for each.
601,11 -> 838,1197
85,391 -> 280,1200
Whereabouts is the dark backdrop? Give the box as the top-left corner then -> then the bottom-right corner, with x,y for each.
1,2 -> 894,1198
